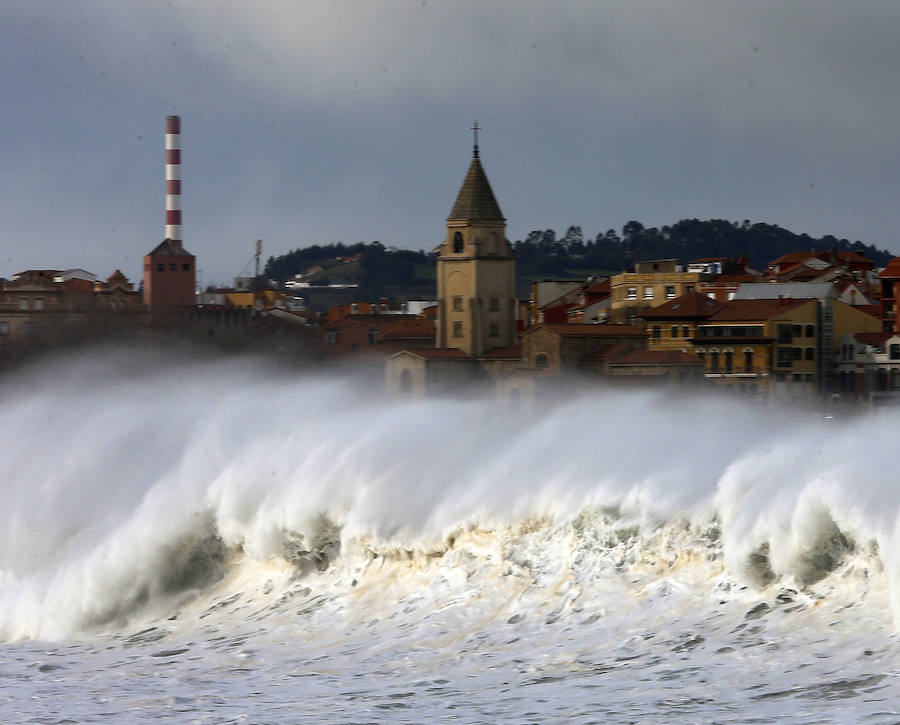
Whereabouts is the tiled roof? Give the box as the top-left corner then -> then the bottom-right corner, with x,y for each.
448,156 -> 504,222
584,343 -> 632,360
379,318 -> 435,340
855,304 -> 881,317
538,323 -> 646,337
147,238 -> 193,257
878,257 -> 900,280
707,298 -> 811,322
608,350 -> 703,365
401,348 -> 471,359
769,252 -> 817,267
641,291 -> 725,319
854,331 -> 892,347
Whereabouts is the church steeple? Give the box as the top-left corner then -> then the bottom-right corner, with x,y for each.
436,128 -> 516,356
448,122 -> 504,224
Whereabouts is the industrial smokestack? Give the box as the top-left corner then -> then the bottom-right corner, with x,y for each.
165,115 -> 182,245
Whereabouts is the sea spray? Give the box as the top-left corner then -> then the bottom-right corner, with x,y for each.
0,344 -> 897,642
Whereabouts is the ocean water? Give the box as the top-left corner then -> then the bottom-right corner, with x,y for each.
2,347 -> 900,723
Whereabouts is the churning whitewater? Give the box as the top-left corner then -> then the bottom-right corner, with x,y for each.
2,347 -> 900,723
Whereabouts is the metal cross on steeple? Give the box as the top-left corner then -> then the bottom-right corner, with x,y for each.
471,120 -> 480,159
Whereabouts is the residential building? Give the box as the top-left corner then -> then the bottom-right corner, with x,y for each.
609,259 -> 707,325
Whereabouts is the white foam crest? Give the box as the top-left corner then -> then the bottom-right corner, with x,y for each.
0,346 -> 899,639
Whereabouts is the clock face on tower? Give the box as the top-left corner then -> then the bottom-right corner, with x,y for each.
453,231 -> 464,253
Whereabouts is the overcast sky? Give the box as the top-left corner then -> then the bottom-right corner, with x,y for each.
3,1 -> 900,285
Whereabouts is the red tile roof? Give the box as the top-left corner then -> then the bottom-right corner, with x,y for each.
707,297 -> 811,322
584,343 -> 632,360
379,318 -> 435,340
538,323 -> 646,337
854,331 -> 893,347
642,291 -> 726,319
396,348 -> 471,359
879,257 -> 900,280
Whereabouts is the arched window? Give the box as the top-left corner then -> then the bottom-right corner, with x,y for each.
453,231 -> 464,253
535,353 -> 549,368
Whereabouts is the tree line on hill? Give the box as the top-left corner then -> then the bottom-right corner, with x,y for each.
264,219 -> 896,288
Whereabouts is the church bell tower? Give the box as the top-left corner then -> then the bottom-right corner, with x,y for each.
436,124 -> 516,356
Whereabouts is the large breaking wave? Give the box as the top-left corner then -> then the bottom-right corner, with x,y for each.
0,345 -> 896,642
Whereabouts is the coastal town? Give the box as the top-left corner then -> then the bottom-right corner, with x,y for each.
3,115 -> 900,407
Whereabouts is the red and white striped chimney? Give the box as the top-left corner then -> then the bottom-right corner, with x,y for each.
165,115 -> 182,245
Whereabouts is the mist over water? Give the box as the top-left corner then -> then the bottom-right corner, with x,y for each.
2,345 -> 900,721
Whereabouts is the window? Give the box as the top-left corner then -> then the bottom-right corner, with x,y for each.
891,344 -> 900,360
665,286 -> 676,299
805,347 -> 814,361
792,373 -> 803,383
724,351 -> 733,373
776,347 -> 793,367
683,325 -> 690,338
710,351 -> 720,372
33,298 -> 44,310
489,322 -> 499,337
805,324 -> 815,338
452,296 -> 463,312
652,325 -> 661,340
643,286 -> 654,299
777,324 -> 792,344
793,347 -> 803,360
744,350 -> 753,371
535,353 -> 548,368
453,231 -> 464,253
686,286 -> 694,293
18,299 -> 28,310
489,297 -> 499,312
0,322 -> 7,334
626,286 -> 637,300
452,321 -> 463,337
792,324 -> 802,337
671,326 -> 679,338
325,331 -> 338,344
156,263 -> 165,271
22,322 -> 38,338
368,329 -> 378,344
169,263 -> 177,270
182,263 -> 191,271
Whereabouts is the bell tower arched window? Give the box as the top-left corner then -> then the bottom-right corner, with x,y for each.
453,231 -> 464,253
